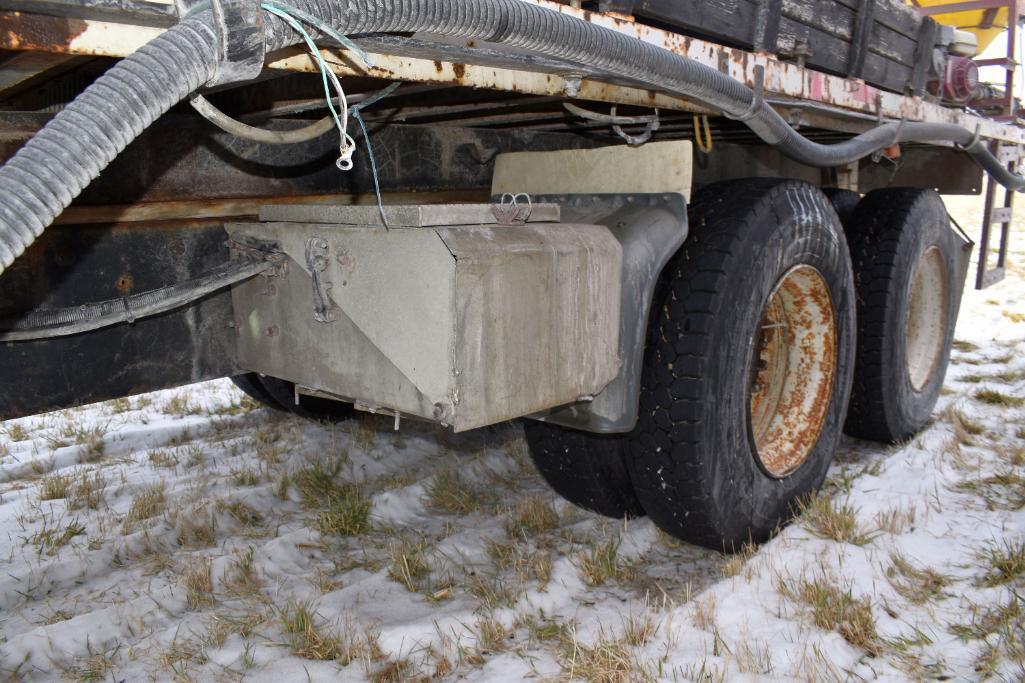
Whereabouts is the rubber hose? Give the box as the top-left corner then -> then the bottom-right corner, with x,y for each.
254,0 -> 1024,182
1,0 -> 1023,283
0,13 -> 219,276
190,93 -> 336,144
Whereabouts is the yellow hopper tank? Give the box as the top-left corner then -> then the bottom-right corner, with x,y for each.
912,0 -> 1018,53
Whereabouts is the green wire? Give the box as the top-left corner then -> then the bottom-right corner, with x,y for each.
258,2 -> 395,228
261,0 -> 372,67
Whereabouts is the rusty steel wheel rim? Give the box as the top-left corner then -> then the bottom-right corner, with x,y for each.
748,265 -> 838,478
905,246 -> 949,392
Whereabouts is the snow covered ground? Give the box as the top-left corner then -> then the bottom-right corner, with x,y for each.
1,194 -> 1023,682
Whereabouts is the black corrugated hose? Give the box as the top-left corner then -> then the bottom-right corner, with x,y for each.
1,0 -> 1023,281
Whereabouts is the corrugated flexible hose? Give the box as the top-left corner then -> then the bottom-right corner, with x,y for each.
0,0 -> 1022,280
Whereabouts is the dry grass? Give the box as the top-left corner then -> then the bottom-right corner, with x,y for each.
798,495 -> 877,546
5,423 -> 29,441
943,404 -> 986,446
368,658 -> 416,683
526,612 -> 571,645
486,538 -> 552,589
163,393 -> 201,417
974,388 -> 1025,408
873,504 -> 917,535
950,595 -> 1025,677
293,458 -> 346,506
176,505 -> 218,548
224,547 -> 261,598
316,486 -> 371,536
75,425 -> 107,463
282,601 -> 343,658
159,635 -> 207,676
780,575 -> 881,656
953,340 -> 980,353
388,537 -> 431,592
620,614 -> 656,647
279,600 -> 344,660
348,415 -> 380,451
721,542 -> 758,578
961,369 -> 1025,384
39,472 -> 72,501
886,553 -> 951,604
467,571 -> 519,610
425,468 -> 485,514
231,468 -> 262,487
66,643 -> 119,682
216,499 -> 263,528
506,496 -> 559,536
204,610 -> 266,648
956,471 -> 1025,511
556,627 -> 653,683
978,539 -> 1025,587
30,518 -> 86,555
475,615 -> 512,654
123,483 -> 166,530
182,557 -> 214,609
580,537 -> 634,586
69,471 -> 106,511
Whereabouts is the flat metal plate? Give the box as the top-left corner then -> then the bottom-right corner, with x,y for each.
992,207 -> 1013,224
257,203 -> 561,227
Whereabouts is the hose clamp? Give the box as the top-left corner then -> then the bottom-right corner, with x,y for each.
956,123 -> 984,154
724,65 -> 765,123
208,0 -> 266,86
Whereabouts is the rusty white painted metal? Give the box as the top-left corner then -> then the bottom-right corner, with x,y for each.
524,0 -> 1025,144
2,1 -> 1023,142
263,47 -> 708,113
748,264 -> 837,479
228,205 -> 623,431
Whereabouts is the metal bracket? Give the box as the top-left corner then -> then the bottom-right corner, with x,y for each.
724,66 -> 766,123
526,193 -> 690,434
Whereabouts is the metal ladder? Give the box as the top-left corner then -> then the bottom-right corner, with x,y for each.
976,143 -> 1017,289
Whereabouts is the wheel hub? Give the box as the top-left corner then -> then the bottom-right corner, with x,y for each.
905,246 -> 949,392
749,265 -> 838,478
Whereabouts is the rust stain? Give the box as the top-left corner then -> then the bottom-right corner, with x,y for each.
749,266 -> 836,478
115,274 -> 134,294
1,11 -> 88,52
433,60 -> 443,73
452,63 -> 466,80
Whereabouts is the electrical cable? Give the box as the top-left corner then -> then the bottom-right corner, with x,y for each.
0,256 -> 276,342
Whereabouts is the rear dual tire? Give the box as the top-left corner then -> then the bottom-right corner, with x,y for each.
525,179 -> 857,550
842,188 -> 960,443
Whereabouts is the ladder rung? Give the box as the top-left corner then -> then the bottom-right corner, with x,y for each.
991,207 -> 1013,224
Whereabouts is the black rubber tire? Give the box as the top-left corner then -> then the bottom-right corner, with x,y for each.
257,376 -> 355,422
822,188 -> 861,226
522,421 -> 645,520
626,179 -> 857,551
843,188 -> 960,443
231,373 -> 285,411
